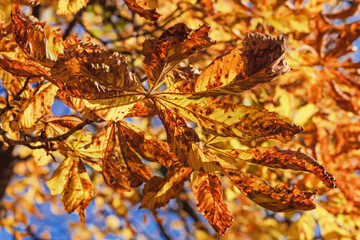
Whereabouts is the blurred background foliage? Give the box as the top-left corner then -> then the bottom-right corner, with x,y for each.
1,0 -> 360,239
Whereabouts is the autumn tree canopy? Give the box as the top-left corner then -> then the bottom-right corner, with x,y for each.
0,0 -> 359,239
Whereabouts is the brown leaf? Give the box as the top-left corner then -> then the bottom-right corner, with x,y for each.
51,47 -> 142,99
140,161 -> 192,209
124,0 -> 160,21
102,123 -> 131,192
11,4 -> 62,67
156,102 -> 223,173
45,115 -> 84,131
142,23 -> 214,91
124,99 -> 157,118
120,121 -> 176,168
225,169 -> 317,212
121,122 -> 177,168
160,97 -> 302,143
0,53 -> 51,78
57,0 -> 89,15
192,33 -> 290,96
211,146 -> 336,188
192,172 -> 233,235
118,125 -> 153,185
324,2 -> 359,19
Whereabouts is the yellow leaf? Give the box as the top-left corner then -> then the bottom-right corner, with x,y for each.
192,33 -> 290,96
57,0 -> 89,15
140,161 -> 192,209
192,172 -> 233,235
288,212 -> 316,240
46,157 -> 74,195
160,97 -> 302,143
293,103 -> 319,126
10,82 -> 58,131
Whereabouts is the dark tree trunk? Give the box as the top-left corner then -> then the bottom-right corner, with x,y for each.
0,143 -> 15,205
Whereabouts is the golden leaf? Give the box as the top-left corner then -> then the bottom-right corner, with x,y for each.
120,121 -> 176,168
57,0 -> 89,15
11,4 -> 63,67
61,159 -> 92,222
59,93 -> 144,121
51,49 -> 142,100
156,102 -> 223,173
124,0 -> 160,21
211,146 -> 337,188
192,33 -> 290,96
142,23 -> 213,91
140,161 -> 192,209
160,97 -> 302,143
118,125 -> 153,185
0,53 -> 50,78
10,82 -> 58,131
225,169 -> 317,212
192,172 -> 233,235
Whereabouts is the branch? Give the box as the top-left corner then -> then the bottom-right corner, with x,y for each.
0,119 -> 93,147
152,211 -> 172,240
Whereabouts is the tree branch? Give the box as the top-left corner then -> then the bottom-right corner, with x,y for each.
0,119 -> 93,147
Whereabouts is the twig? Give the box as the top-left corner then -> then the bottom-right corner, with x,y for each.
152,211 -> 172,240
0,119 -> 93,147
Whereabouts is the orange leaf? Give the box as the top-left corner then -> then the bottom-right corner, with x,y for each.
102,123 -> 131,192
193,33 -> 290,96
120,121 -> 176,168
212,146 -> 336,188
140,161 -> 192,209
192,172 -> 233,235
156,102 -> 223,173
11,4 -> 63,67
118,124 -> 153,185
51,47 -> 142,99
225,169 -> 317,212
142,23 -> 213,91
124,0 -> 160,21
0,53 -> 50,78
160,97 -> 302,143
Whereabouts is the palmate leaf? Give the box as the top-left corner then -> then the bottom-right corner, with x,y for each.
142,23 -> 213,91
224,169 -> 317,212
10,82 -> 58,131
102,122 -> 153,190
192,172 -> 233,235
156,102 -> 223,173
124,0 -> 160,21
119,121 -> 176,168
170,33 -> 290,96
51,45 -> 143,100
159,97 -> 302,143
46,156 -> 92,222
11,4 -> 63,67
140,161 -> 192,209
210,146 -> 337,188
